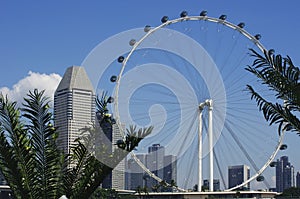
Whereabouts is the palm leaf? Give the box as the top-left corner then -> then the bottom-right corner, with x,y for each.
21,89 -> 63,199
246,49 -> 300,135
247,85 -> 300,134
0,94 -> 34,199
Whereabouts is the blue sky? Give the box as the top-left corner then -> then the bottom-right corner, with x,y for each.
1,0 -> 300,189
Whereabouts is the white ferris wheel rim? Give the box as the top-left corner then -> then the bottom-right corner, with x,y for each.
113,14 -> 284,191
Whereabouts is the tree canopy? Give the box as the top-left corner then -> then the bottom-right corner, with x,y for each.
0,89 -> 152,199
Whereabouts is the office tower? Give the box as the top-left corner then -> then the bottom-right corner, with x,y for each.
228,165 -> 250,190
296,172 -> 300,188
126,154 -> 147,190
275,156 -> 294,192
146,144 -> 165,189
102,124 -> 125,190
125,144 -> 177,191
164,155 -> 177,184
54,66 -> 95,155
55,66 -> 125,190
203,179 -> 220,191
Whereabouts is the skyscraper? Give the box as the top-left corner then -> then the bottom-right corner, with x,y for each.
126,154 -> 147,190
228,165 -> 250,190
203,179 -> 220,191
296,172 -> 300,188
102,124 -> 125,190
54,66 -> 95,155
146,144 -> 165,189
275,156 -> 294,192
55,66 -> 125,190
126,144 -> 177,191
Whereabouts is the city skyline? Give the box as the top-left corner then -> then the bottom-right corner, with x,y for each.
1,1 -> 300,191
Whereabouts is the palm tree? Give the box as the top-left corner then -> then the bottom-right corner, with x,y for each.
0,89 -> 64,199
246,49 -> 300,135
0,89 -> 153,199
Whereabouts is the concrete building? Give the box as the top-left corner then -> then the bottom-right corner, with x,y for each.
275,156 -> 294,192
203,179 -> 220,191
102,124 -> 125,190
146,144 -> 165,189
296,172 -> 300,188
54,66 -> 95,155
126,144 -> 177,191
54,66 -> 124,189
126,154 -> 147,190
228,165 -> 250,190
164,155 -> 177,185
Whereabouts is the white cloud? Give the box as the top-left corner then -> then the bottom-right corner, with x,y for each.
0,71 -> 62,106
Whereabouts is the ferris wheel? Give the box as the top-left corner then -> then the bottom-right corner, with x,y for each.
83,10 -> 286,191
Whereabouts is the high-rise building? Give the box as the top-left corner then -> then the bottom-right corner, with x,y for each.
228,165 -> 250,190
125,144 -> 177,191
126,154 -> 147,190
203,179 -> 220,191
164,155 -> 177,184
296,172 -> 300,188
102,124 -> 125,190
146,144 -> 165,189
275,156 -> 294,192
54,66 -> 124,190
54,66 -> 95,155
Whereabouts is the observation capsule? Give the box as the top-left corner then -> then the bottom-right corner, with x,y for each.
116,140 -> 126,149
254,34 -> 261,40
129,39 -> 136,46
280,144 -> 287,150
110,75 -> 117,82
270,161 -> 277,167
118,56 -> 124,63
107,96 -> 114,103
200,10 -> 207,16
237,22 -> 245,28
161,16 -> 169,23
219,14 -> 227,20
180,11 -> 188,18
144,25 -> 151,32
256,175 -> 264,182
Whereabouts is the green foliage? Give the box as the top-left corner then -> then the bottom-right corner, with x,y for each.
0,90 -> 64,199
246,49 -> 300,135
0,90 -> 153,199
280,187 -> 300,197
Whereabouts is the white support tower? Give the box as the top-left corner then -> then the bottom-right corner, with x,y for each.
198,99 -> 213,192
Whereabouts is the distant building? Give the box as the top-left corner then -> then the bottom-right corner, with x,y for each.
126,154 -> 147,190
228,165 -> 250,190
102,124 -> 125,190
203,179 -> 220,191
275,156 -> 294,192
296,172 -> 300,188
164,155 -> 177,184
146,144 -> 165,189
126,144 -> 177,191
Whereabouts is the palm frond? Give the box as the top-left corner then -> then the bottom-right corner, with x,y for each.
0,94 -> 33,198
247,85 -> 300,134
246,49 -> 300,135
